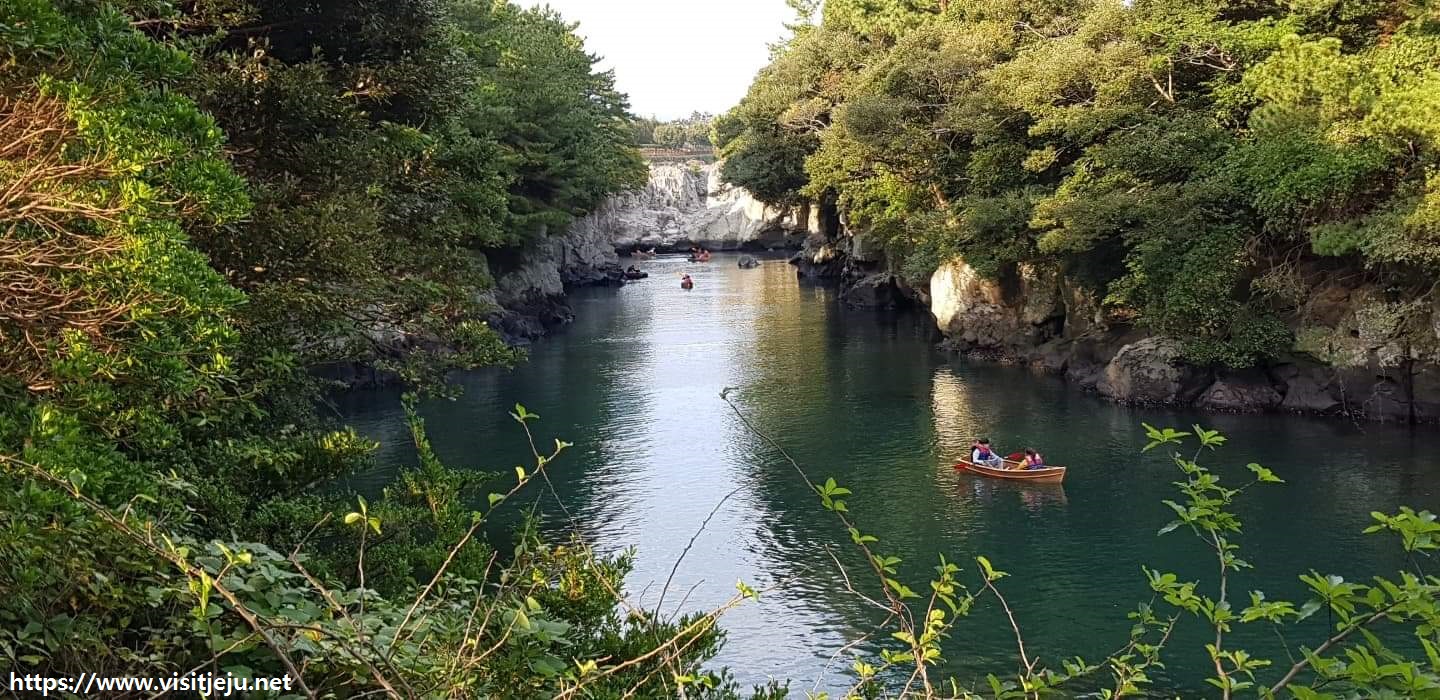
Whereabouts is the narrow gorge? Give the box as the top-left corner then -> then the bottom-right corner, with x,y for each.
484,161 -> 1440,425
481,160 -> 818,342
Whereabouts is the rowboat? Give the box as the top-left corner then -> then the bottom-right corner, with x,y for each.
954,458 -> 1066,484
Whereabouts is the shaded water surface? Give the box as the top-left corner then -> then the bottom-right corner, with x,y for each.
337,254 -> 1440,695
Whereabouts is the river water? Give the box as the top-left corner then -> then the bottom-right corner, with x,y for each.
336,253 -> 1440,695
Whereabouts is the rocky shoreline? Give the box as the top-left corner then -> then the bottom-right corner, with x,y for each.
781,198 -> 1438,424
482,160 -> 814,345
920,260 -> 1438,424
360,158 -> 1440,425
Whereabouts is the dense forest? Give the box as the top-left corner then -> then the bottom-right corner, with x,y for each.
7,0 -> 1440,697
718,0 -> 1439,368
0,0 -> 764,696
632,112 -> 716,149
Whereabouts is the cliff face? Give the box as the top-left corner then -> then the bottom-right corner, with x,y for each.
483,160 -> 817,342
482,220 -> 625,343
927,256 -> 1440,423
600,161 -> 815,252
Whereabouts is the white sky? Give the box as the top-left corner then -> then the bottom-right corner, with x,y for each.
529,0 -> 795,120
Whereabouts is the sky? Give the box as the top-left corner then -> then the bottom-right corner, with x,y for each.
528,0 -> 796,120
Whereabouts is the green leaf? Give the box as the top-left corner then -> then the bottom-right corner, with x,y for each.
1246,463 -> 1284,483
976,555 -> 1007,581
488,493 -> 506,507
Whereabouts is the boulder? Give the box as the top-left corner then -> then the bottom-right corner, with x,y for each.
1282,377 -> 1342,413
1097,337 -> 1210,404
929,258 -> 1064,351
1272,363 -> 1342,413
737,255 -> 761,269
841,273 -> 903,309
1030,339 -> 1073,374
1195,371 -> 1282,411
1061,331 -> 1144,391
791,233 -> 846,279
849,230 -> 884,263
1413,363 -> 1440,422
1363,378 -> 1412,421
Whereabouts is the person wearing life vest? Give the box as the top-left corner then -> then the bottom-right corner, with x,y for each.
971,438 -> 1003,469
680,274 -> 694,290
1022,448 -> 1045,470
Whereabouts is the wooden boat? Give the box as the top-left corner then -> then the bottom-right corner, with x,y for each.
954,457 -> 1066,484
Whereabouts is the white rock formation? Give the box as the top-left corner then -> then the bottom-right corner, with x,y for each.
591,161 -> 814,251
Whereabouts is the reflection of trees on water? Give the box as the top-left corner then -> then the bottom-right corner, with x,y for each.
335,254 -> 1440,696
723,268 -> 1015,689
333,276 -> 665,549
522,283 -> 666,547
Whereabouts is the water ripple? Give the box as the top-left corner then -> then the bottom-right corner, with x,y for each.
338,253 -> 1440,696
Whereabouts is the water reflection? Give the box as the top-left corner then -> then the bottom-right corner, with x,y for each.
337,253 -> 1440,696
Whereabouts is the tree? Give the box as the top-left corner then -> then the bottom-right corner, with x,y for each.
654,122 -> 688,148
720,0 -> 1440,367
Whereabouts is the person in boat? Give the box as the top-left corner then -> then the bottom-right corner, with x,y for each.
1022,448 -> 1045,470
680,274 -> 694,290
971,438 -> 1003,469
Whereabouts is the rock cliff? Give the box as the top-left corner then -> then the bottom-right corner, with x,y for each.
483,221 -> 624,343
482,159 -> 817,342
926,256 -> 1440,423
601,161 -> 814,253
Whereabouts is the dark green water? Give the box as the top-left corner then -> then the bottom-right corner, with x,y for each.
335,253 -> 1440,695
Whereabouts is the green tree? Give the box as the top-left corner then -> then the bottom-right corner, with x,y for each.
720,0 -> 1440,367
654,122 -> 688,148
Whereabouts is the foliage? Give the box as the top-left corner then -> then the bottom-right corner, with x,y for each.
719,0 -> 1440,367
148,0 -> 643,378
721,387 -> 1440,698
1,408 -> 781,698
635,111 -> 715,149
0,0 -> 647,549
8,0 -> 1440,697
0,0 -> 684,696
